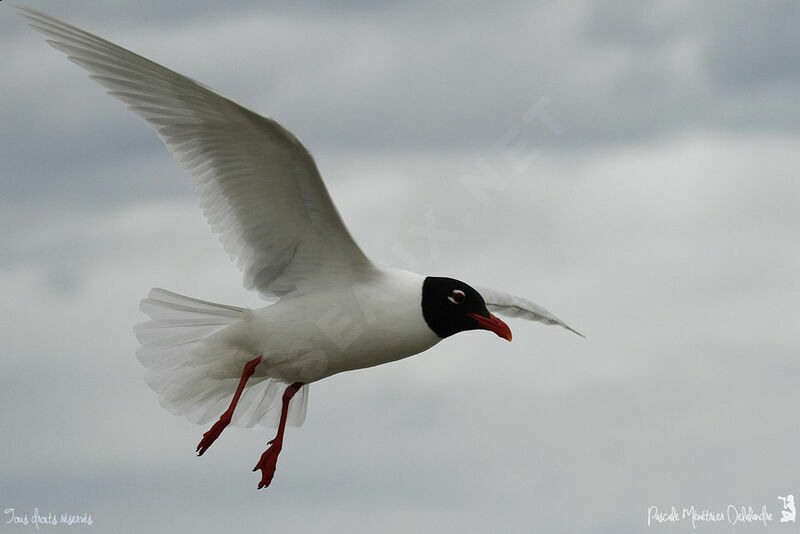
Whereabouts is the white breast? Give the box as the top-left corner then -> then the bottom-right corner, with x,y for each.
215,269 -> 441,383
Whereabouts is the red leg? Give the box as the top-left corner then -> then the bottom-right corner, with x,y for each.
253,381 -> 304,489
196,355 -> 263,456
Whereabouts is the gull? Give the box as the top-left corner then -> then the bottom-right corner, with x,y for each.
19,6 -> 582,489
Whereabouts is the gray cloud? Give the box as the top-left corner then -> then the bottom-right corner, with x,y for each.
3,1 -> 800,533
5,0 -> 800,208
704,2 -> 800,90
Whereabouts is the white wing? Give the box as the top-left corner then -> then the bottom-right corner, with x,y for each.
19,7 -> 376,297
477,286 -> 584,337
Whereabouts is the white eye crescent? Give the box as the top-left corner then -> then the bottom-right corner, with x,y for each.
448,289 -> 466,304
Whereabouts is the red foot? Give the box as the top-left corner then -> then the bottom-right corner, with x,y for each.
195,355 -> 262,456
253,439 -> 281,489
251,381 -> 304,490
196,413 -> 231,456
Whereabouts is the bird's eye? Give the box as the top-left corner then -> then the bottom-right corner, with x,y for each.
448,289 -> 466,304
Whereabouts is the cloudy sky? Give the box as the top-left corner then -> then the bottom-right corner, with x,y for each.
2,1 -> 799,532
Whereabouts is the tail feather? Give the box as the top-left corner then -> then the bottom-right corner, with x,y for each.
134,288 -> 244,371
140,288 -> 246,320
134,288 -> 309,428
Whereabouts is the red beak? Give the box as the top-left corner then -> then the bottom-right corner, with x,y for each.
468,312 -> 512,341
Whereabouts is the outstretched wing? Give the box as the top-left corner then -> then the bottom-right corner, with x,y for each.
477,286 -> 584,337
19,7 -> 376,298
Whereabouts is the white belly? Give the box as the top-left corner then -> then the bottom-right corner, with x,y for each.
213,270 -> 441,383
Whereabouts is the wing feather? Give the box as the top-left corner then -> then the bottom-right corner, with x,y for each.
477,286 -> 584,337
20,7 -> 376,297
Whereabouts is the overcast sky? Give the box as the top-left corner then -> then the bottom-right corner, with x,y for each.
2,1 -> 800,533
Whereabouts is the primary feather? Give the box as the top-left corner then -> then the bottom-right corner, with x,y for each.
17,6 -> 375,299
477,286 -> 584,337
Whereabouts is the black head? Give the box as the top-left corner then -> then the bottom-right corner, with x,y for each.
421,276 -> 512,341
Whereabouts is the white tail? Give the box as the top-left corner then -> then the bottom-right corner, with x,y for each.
134,288 -> 308,428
